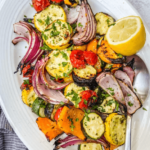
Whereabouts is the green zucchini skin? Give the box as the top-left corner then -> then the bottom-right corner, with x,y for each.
32,98 -> 45,115
82,113 -> 105,140
39,107 -> 46,118
44,103 -> 54,119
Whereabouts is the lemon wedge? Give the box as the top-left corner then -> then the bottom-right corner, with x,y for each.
106,16 -> 146,56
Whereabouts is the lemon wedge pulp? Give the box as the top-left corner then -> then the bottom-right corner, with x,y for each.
106,16 -> 146,56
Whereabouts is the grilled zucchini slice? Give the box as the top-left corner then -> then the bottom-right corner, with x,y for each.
21,86 -> 38,107
43,20 -> 73,50
73,65 -> 97,87
98,97 -> 116,113
46,49 -> 73,79
104,113 -> 126,146
95,12 -> 115,35
34,4 -> 67,32
64,83 -> 89,107
79,143 -> 102,150
82,113 -> 105,140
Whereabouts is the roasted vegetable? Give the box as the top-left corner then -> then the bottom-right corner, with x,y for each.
22,86 -> 38,107
34,4 -> 67,32
63,74 -> 74,83
87,38 -> 98,54
82,113 -> 105,140
97,40 -> 124,64
51,105 -> 62,121
64,0 -> 79,7
97,37 -> 104,48
104,113 -> 126,146
46,49 -> 73,79
73,65 -> 97,87
73,45 -> 87,51
57,106 -> 86,140
64,83 -> 89,107
98,97 -> 116,114
94,56 -> 102,73
79,143 -> 103,150
32,98 -> 46,116
44,103 -> 54,119
36,117 -> 63,141
43,20 -> 73,50
95,12 -> 115,35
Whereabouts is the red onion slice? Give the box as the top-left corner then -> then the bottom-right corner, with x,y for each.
12,37 -> 29,45
63,5 -> 81,24
54,135 -> 110,149
13,22 -> 43,74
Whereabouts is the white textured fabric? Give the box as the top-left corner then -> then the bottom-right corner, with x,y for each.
128,0 -> 150,28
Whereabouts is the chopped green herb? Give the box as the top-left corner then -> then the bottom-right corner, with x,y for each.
52,23 -> 56,30
42,33 -> 48,40
62,62 -> 68,67
64,34 -> 67,38
143,107 -> 147,111
106,19 -> 110,25
42,55 -> 45,58
30,3 -> 33,7
107,88 -> 114,91
117,53 -> 123,58
25,46 -> 27,48
67,23 -> 72,33
40,43 -> 51,51
62,24 -> 66,28
60,101 -> 65,105
75,118 -> 79,122
108,23 -> 116,27
53,52 -> 59,57
93,96 -> 97,100
63,73 -> 70,78
28,19 -> 32,23
24,15 -> 27,18
60,51 -> 68,60
59,38 -> 62,41
71,23 -> 77,32
45,16 -> 51,26
78,23 -> 83,27
24,79 -> 30,85
50,30 -> 60,37
128,101 -> 133,107
127,94 -> 131,96
115,101 -> 119,111
84,100 -> 88,105
61,14 -> 63,17
56,20 -> 61,25
134,88 -> 137,92
98,106 -> 105,112
50,76 -> 55,80
82,87 -> 86,91
37,19 -> 43,23
67,45 -> 74,51
106,100 -> 115,106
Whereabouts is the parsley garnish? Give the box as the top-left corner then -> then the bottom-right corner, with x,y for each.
106,100 -> 115,106
98,106 -> 105,112
24,79 -> 30,85
78,23 -> 83,27
68,116 -> 75,131
71,23 -> 77,33
45,16 -> 51,26
28,19 -> 32,23
40,43 -> 51,51
117,53 -> 123,58
60,101 -> 65,105
37,19 -> 43,23
127,94 -> 131,96
115,101 -> 119,111
128,101 -> 133,107
67,45 -> 74,51
84,100 -> 88,105
24,15 -> 27,18
82,87 -> 86,91
62,62 -> 68,67
108,23 -> 116,27
63,73 -> 69,78
60,51 -> 68,60
75,118 -> 79,122
50,30 -> 60,37
143,107 -> 147,111
106,19 -> 110,25
67,23 -> 72,33
53,52 -> 59,57
107,88 -> 114,91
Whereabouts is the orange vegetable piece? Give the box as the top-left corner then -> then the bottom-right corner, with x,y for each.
104,144 -> 119,150
73,45 -> 87,51
87,38 -> 98,53
36,117 -> 63,141
97,40 -> 119,64
57,106 -> 85,140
